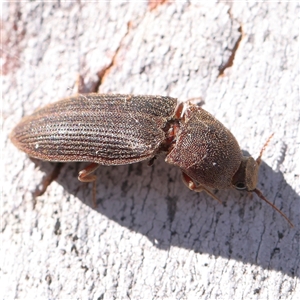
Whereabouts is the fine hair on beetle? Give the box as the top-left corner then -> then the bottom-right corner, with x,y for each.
10,94 -> 293,227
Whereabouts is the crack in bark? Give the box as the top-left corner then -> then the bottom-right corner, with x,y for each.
217,7 -> 244,77
148,0 -> 169,11
96,21 -> 132,89
218,25 -> 243,77
77,21 -> 132,93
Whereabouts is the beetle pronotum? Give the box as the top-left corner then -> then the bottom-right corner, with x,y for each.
10,94 -> 293,227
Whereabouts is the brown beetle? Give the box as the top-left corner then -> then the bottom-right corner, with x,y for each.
10,94 -> 293,227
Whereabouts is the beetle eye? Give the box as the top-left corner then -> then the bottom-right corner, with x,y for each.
235,182 -> 247,190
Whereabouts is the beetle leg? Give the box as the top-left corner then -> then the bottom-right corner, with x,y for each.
148,156 -> 156,166
174,102 -> 185,119
186,97 -> 205,107
33,162 -> 64,207
75,73 -> 102,94
182,172 -> 222,204
78,163 -> 100,208
75,74 -> 84,94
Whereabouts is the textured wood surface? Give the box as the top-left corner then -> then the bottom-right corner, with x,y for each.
2,2 -> 299,299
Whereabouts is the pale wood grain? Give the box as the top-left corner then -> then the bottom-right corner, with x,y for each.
2,2 -> 299,299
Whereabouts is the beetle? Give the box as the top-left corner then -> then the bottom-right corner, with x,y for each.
10,93 -> 293,227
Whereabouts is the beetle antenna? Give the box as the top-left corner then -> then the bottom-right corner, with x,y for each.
256,133 -> 274,166
253,188 -> 294,227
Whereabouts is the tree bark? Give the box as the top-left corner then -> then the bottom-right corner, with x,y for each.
2,2 -> 299,299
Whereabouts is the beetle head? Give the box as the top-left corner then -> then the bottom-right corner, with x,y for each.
231,134 -> 274,192
231,134 -> 293,227
231,156 -> 258,192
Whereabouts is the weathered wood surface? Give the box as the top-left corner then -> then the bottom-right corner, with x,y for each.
2,2 -> 299,299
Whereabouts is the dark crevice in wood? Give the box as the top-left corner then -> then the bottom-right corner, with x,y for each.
148,0 -> 169,11
32,162 -> 64,209
218,7 -> 243,77
218,25 -> 243,77
96,21 -> 133,89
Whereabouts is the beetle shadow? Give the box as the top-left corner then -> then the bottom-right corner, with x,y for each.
38,154 -> 299,278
